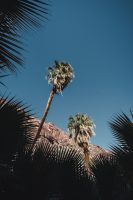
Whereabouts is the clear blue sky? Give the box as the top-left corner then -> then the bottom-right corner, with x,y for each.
3,0 -> 133,150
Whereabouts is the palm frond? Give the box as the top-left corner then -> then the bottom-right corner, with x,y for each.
0,0 -> 49,74
47,60 -> 74,94
109,112 -> 133,150
0,29 -> 23,72
90,154 -> 127,200
0,0 -> 49,32
68,113 -> 95,144
109,112 -> 133,198
0,96 -> 35,164
30,138 -> 95,199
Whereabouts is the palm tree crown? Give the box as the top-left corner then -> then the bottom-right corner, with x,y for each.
68,113 -> 95,146
68,114 -> 95,166
47,60 -> 74,94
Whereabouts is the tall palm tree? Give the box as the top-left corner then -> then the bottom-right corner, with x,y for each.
68,113 -> 95,166
0,0 -> 49,74
32,61 -> 74,149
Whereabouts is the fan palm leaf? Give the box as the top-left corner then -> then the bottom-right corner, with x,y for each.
109,112 -> 133,199
0,96 -> 36,198
0,0 -> 49,32
8,137 -> 95,199
0,29 -> 23,72
0,96 -> 35,163
28,138 -> 95,200
109,112 -> 133,150
0,0 -> 49,73
90,154 -> 127,200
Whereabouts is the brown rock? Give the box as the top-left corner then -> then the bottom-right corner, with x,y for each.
33,120 -> 109,159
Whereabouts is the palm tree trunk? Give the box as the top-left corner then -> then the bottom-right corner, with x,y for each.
83,143 -> 90,167
31,88 -> 55,150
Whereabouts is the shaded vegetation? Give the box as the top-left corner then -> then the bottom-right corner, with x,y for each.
0,1 -> 132,200
0,0 -> 49,73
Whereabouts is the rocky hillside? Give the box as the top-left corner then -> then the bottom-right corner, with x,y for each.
34,120 -> 109,160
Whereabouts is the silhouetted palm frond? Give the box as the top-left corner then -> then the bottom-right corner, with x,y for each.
0,96 -> 35,163
0,29 -> 23,72
109,112 -> 133,199
28,138 -> 95,200
0,0 -> 49,32
90,154 -> 127,200
109,112 -> 133,150
0,96 -> 36,198
0,0 -> 49,74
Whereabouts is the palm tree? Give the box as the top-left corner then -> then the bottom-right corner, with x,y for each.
0,96 -> 95,199
68,113 -> 95,166
0,0 -> 49,74
32,60 -> 74,149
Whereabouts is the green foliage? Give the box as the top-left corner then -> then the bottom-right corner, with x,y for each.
68,113 -> 95,145
47,60 -> 74,94
1,1 -> 133,199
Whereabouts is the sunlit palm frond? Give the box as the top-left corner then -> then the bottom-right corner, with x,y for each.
47,60 -> 74,94
0,0 -> 49,32
0,96 -> 35,163
68,113 -> 95,144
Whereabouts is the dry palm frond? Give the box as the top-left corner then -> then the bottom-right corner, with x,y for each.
47,60 -> 74,94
